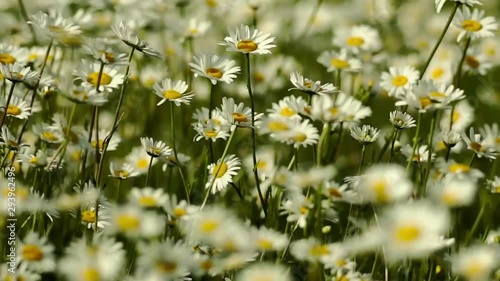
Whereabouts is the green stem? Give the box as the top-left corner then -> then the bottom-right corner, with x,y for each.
388,128 -> 398,163
299,0 -> 324,38
464,203 -> 485,246
420,2 -> 460,78
358,145 -> 366,175
245,53 -> 267,219
454,37 -> 471,87
445,146 -> 452,162
316,123 -> 331,166
145,156 -> 154,186
422,110 -> 438,193
170,102 -> 190,203
406,113 -> 423,172
0,82 -> 17,129
116,179 -> 121,203
331,122 -> 344,162
200,128 -> 237,209
17,0 -> 38,44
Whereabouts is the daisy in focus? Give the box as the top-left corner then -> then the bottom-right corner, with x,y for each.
153,78 -> 194,106
453,7 -> 498,42
220,24 -> 276,55
190,55 -> 240,85
206,154 -> 241,194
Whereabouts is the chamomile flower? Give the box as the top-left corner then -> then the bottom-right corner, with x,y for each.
402,144 -> 435,163
163,194 -> 198,220
462,127 -> 497,159
62,85 -> 109,106
375,200 -> 451,262
220,24 -> 276,55
333,25 -> 382,54
153,78 -> 194,106
28,11 -> 82,42
480,123 -> 500,151
350,125 -> 380,145
190,55 -> 240,85
435,0 -> 483,14
109,162 -> 138,179
323,181 -> 358,203
0,63 -> 39,87
244,147 -> 275,181
440,100 -> 474,132
129,187 -> 168,208
89,129 -> 121,153
125,147 -> 157,175
236,263 -> 291,281
33,124 -> 64,144
400,80 -> 465,111
74,61 -> 124,93
267,95 -> 305,120
451,244 -> 500,281
184,18 -> 211,39
464,48 -> 492,75
380,66 -> 420,98
442,130 -> 462,147
107,204 -> 164,238
140,137 -> 172,158
112,21 -> 162,58
280,193 -> 313,229
0,44 -> 28,65
487,176 -> 500,193
17,232 -> 56,273
356,164 -> 412,204
289,71 -> 337,95
0,96 -> 31,120
80,205 -> 111,231
390,110 -> 416,129
18,149 -> 48,168
218,97 -> 261,128
193,120 -> 230,142
206,154 -> 241,194
453,7 -> 498,42
317,49 -> 362,73
290,237 -> 336,262
82,39 -> 129,66
251,227 -> 288,252
430,174 -> 477,207
282,119 -> 319,148
424,60 -> 454,85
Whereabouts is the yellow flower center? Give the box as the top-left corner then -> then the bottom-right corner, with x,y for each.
442,192 -> 459,206
437,141 -> 447,150
137,158 -> 149,169
331,58 -> 350,69
256,160 -> 267,170
470,142 -> 485,152
205,130 -> 218,138
465,55 -> 479,69
257,238 -> 273,250
268,120 -> 289,132
212,162 -> 228,178
419,97 -> 432,109
232,112 -> 248,123
327,187 -> 343,198
206,68 -> 223,79
464,261 -> 486,279
205,0 -> 217,8
462,19 -> 482,32
156,261 -> 177,273
29,157 -> 39,164
200,219 -> 219,233
114,169 -> 129,178
0,53 -> 16,64
449,163 -> 470,173
254,72 -> 265,83
138,196 -> 157,207
200,260 -> 213,270
98,51 -> 115,63
299,206 -> 309,215
495,185 -> 500,193
91,140 -> 104,150
41,131 -> 59,142
431,67 -> 444,79
60,35 -> 83,47
395,225 -> 420,242
336,276 -> 349,281
173,207 -> 187,217
304,81 -> 313,88
81,210 -> 96,223
309,245 -> 330,257
392,75 -> 408,87
346,36 -> 365,47
372,180 -> 389,203
83,268 -> 100,281
163,89 -> 181,99
292,133 -> 307,143
7,105 -> 21,116
452,111 -> 460,123
117,214 -> 140,231
21,244 -> 43,261
430,91 -> 446,99
280,107 -> 296,117
237,40 -> 258,52
87,72 -> 112,87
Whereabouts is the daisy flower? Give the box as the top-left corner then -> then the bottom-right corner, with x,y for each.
402,144 -> 435,163
18,149 -> 48,168
280,193 -> 313,229
128,187 -> 168,208
398,80 -> 465,112
380,66 -> 420,98
80,205 -> 111,231
0,63 -> 39,87
193,120 -> 230,142
461,127 -> 497,159
109,162 -> 138,179
451,244 -> 499,281
163,194 -> 198,220
435,0 -> 482,14
375,200 -> 451,262
125,147 -> 157,175
281,119 -> 319,148
442,130 -> 462,147
267,95 -> 305,120
289,71 -> 337,95
317,49 -> 362,73
440,100 -> 474,132
206,154 -> 241,194
74,61 -> 124,93
153,78 -> 194,106
33,124 -> 64,144
0,44 -> 28,65
464,48 -> 492,75
107,204 -> 164,238
251,227 -> 288,252
236,263 -> 291,281
220,24 -> 276,55
453,6 -> 498,42
140,137 -> 172,158
480,123 -> 500,151
350,125 -> 380,145
112,21 -> 162,58
429,174 -> 477,207
62,85 -> 109,106
323,181 -> 358,203
89,129 -> 121,153
290,237 -> 337,262
486,176 -> 500,193
28,11 -> 82,42
390,110 -> 416,129
82,39 -> 129,66
356,164 -> 412,204
218,97 -> 261,128
190,55 -> 240,85
333,25 -> 382,54
184,18 -> 211,39
424,60 -> 454,85
1,96 -> 31,120
17,232 -> 56,273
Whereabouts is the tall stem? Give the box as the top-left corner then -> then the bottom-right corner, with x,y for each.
420,2 -> 460,78
331,122 -> 344,162
245,53 -> 267,218
406,113 -> 423,172
358,145 -> 366,175
0,82 -> 17,129
145,156 -> 154,186
17,0 -> 38,44
422,110 -> 438,192
316,123 -> 331,166
170,102 -> 190,203
388,128 -> 398,163
299,0 -> 324,38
